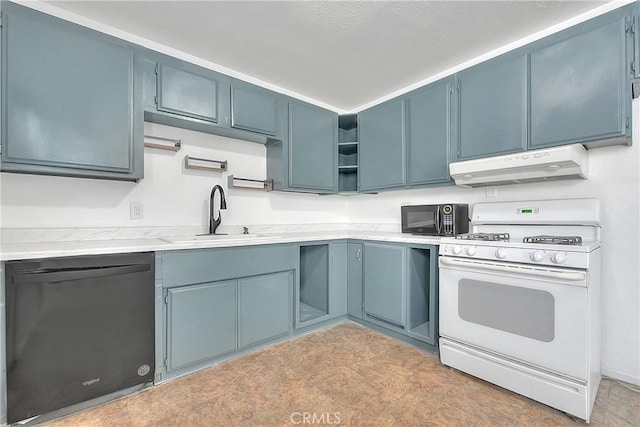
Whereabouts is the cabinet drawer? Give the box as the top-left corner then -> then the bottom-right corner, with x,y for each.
160,244 -> 296,288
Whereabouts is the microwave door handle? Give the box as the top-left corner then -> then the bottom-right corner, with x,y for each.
435,208 -> 442,234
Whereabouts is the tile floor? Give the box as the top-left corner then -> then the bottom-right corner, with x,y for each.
46,322 -> 640,426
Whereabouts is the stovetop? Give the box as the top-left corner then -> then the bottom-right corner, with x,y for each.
522,235 -> 582,246
455,233 -> 584,246
440,199 -> 601,269
442,235 -> 600,252
455,233 -> 510,242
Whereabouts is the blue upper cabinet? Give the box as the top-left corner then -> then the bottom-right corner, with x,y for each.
358,99 -> 406,191
230,80 -> 279,137
406,76 -> 455,186
457,53 -> 528,160
141,52 -> 288,144
528,9 -> 633,149
142,53 -> 232,134
157,63 -> 220,123
142,55 -> 285,145
0,2 -> 143,181
287,101 -> 337,192
635,2 -> 640,80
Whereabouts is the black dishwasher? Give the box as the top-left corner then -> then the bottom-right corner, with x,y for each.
5,252 -> 155,424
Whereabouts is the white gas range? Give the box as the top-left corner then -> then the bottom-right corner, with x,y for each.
438,198 -> 601,422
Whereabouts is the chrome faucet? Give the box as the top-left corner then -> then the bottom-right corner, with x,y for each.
209,185 -> 227,234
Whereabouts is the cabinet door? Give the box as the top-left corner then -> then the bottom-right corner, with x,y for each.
529,15 -> 629,148
1,3 -> 141,180
347,243 -> 363,319
166,281 -> 237,371
407,77 -> 454,186
157,63 -> 219,123
359,99 -> 406,191
457,54 -> 527,160
231,84 -> 278,136
289,102 -> 337,192
363,243 -> 406,327
238,271 -> 291,349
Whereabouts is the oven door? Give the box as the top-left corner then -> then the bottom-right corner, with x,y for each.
439,256 -> 588,381
401,205 -> 440,235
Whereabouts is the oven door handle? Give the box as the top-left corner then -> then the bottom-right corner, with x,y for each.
439,257 -> 587,282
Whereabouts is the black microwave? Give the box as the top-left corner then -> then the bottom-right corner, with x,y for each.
401,204 -> 469,236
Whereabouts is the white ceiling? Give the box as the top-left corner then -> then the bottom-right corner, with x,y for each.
44,1 -> 611,111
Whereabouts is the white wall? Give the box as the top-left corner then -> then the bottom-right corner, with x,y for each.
0,122 -> 348,230
1,113 -> 638,386
346,99 -> 640,385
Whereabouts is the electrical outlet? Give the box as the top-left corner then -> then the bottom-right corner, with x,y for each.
130,201 -> 143,220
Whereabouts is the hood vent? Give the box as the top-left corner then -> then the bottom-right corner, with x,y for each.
449,144 -> 588,188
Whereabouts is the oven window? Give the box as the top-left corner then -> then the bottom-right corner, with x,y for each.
407,211 -> 435,229
458,279 -> 555,342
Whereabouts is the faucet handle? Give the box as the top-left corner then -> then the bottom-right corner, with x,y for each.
243,227 -> 249,235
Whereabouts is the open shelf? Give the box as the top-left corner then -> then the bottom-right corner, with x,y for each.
339,144 -> 358,167
339,168 -> 358,192
338,115 -> 358,143
338,114 -> 358,193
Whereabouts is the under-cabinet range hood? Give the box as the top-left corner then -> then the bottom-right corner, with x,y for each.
449,144 -> 588,188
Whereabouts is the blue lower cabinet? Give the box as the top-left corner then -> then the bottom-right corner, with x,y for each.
363,243 -> 406,328
238,271 -> 292,349
166,280 -> 237,371
296,242 -> 348,328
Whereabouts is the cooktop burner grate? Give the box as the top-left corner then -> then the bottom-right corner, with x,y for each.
455,233 -> 510,241
522,235 -> 583,245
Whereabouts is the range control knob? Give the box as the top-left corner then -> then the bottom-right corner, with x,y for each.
551,252 -> 568,264
530,250 -> 545,262
452,245 -> 462,255
495,248 -> 507,259
465,246 -> 477,256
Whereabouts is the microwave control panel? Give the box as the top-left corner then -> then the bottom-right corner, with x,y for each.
441,205 -> 454,235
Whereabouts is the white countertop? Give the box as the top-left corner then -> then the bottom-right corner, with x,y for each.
0,230 -> 442,261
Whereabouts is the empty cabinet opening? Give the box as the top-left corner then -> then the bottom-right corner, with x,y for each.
407,248 -> 432,339
299,245 -> 329,323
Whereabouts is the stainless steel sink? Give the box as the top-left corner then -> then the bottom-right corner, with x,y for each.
160,234 -> 278,244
